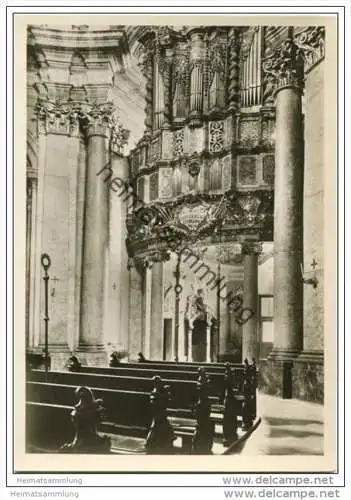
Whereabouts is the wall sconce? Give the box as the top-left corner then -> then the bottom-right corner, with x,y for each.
300,262 -> 318,289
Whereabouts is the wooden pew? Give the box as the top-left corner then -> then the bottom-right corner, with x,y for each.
26,360 -> 258,454
27,370 -> 218,410
26,382 -> 214,451
70,365 -> 245,398
27,381 -> 152,431
109,361 -> 239,373
26,401 -> 75,451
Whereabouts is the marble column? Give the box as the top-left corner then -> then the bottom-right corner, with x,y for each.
78,109 -> 111,363
242,244 -> 260,362
150,261 -> 164,360
143,266 -> 152,358
270,44 -> 304,359
260,37 -> 305,397
105,152 -> 130,355
219,285 -> 229,357
67,115 -> 80,353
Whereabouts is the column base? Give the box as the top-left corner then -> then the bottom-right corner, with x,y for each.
37,344 -> 71,371
292,351 -> 324,404
260,350 -> 324,402
268,348 -> 301,360
75,344 -> 108,368
259,358 -> 294,399
260,347 -> 301,399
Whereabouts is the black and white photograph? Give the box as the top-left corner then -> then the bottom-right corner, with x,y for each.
10,11 -> 341,475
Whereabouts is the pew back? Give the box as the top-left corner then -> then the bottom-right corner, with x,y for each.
27,371 -> 208,409
27,381 -> 152,428
26,402 -> 74,450
112,361 -> 241,373
72,365 -> 245,395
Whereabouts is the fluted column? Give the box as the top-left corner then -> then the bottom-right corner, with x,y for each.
242,242 -> 261,362
78,104 -> 115,358
264,38 -> 305,359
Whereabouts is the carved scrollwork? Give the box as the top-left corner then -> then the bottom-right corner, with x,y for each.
237,193 -> 262,226
209,120 -> 225,153
127,187 -> 273,262
208,36 -> 227,82
262,38 -> 305,100
187,153 -> 201,178
226,191 -> 273,230
173,51 -> 190,86
294,26 -> 325,73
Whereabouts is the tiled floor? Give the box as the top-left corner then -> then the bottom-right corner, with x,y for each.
240,393 -> 324,455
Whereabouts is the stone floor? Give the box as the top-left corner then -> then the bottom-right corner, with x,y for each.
239,393 -> 324,455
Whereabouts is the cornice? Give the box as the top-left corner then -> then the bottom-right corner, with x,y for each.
28,25 -> 129,53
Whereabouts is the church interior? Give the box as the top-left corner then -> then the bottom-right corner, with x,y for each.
25,23 -> 325,456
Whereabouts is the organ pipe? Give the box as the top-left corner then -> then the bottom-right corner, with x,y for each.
240,27 -> 262,108
257,28 -> 262,104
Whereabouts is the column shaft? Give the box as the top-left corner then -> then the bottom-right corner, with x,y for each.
79,134 -> 109,349
242,253 -> 259,362
150,262 -> 164,360
105,153 -> 130,354
143,267 -> 152,358
273,87 -> 304,356
128,266 -> 144,357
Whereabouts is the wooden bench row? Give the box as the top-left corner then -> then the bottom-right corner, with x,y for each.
26,361 -> 258,454
28,371 -> 220,409
106,360 -> 243,373
66,365 -> 246,398
26,400 -> 219,454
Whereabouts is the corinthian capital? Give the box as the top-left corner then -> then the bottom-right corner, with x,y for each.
36,100 -> 73,135
241,241 -> 263,256
262,38 -> 305,97
35,100 -> 130,149
79,103 -> 129,148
